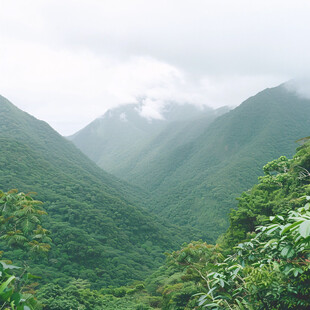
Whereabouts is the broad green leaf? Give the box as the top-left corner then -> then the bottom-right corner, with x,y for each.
281,221 -> 303,235
0,275 -> 15,294
0,287 -> 13,301
281,246 -> 293,258
299,220 -> 310,238
198,295 -> 207,306
266,226 -> 280,235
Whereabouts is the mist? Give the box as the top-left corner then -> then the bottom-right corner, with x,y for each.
1,0 -> 309,134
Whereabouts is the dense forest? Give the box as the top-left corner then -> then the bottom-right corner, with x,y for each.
68,103 -> 227,175
71,85 -> 310,241
0,95 -> 201,290
2,0 -> 310,308
1,134 -> 310,309
1,88 -> 310,309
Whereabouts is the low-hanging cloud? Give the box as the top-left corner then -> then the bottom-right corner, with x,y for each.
285,78 -> 310,99
0,0 -> 309,134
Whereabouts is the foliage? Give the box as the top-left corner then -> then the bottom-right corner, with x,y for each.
37,280 -> 156,310
2,88 -> 310,308
135,141 -> 310,309
71,85 -> 310,243
0,190 -> 51,310
0,261 -> 39,310
141,241 -> 223,310
0,190 -> 51,255
0,95 -> 195,288
223,140 -> 310,247
197,201 -> 310,309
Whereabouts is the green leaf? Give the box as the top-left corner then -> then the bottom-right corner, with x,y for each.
299,220 -> 310,238
204,302 -> 220,307
0,275 -> 15,294
236,299 -> 245,310
198,295 -> 207,306
26,273 -> 41,280
0,287 -> 13,302
281,221 -> 303,235
293,268 -> 303,277
0,262 -> 20,270
219,279 -> 225,287
281,246 -> 294,258
10,291 -> 22,305
266,226 -> 280,235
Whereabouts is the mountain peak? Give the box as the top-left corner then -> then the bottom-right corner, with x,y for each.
98,101 -> 216,124
69,101 -> 225,172
0,94 -> 190,287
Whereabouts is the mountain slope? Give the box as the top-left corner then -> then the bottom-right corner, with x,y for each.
70,84 -> 310,241
0,95 -> 194,287
68,102 -> 227,175
114,106 -> 229,190
140,85 -> 310,236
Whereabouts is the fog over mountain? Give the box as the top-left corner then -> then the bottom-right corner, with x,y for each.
1,1 -> 310,134
68,101 -> 229,174
69,83 -> 310,242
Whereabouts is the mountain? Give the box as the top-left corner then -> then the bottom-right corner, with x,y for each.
0,95 -> 195,288
68,101 -> 228,175
70,84 -> 310,240
140,84 -> 310,236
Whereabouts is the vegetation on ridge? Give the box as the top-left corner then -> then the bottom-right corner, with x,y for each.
0,190 -> 50,309
29,140 -> 310,309
0,95 -> 196,289
70,85 -> 310,243
1,90 -> 310,309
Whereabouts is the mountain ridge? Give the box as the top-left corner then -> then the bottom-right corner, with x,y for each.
68,101 -> 229,174
69,84 -> 310,241
0,94 -> 196,287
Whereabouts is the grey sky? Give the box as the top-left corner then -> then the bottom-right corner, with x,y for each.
0,0 -> 309,135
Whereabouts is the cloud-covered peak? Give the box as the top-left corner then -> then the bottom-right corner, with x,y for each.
284,78 -> 310,99
1,1 -> 308,135
135,100 -> 166,122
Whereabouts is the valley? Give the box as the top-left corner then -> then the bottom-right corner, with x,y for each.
1,83 -> 310,309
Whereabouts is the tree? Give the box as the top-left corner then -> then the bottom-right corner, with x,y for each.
0,189 -> 51,310
0,189 -> 51,253
197,200 -> 310,309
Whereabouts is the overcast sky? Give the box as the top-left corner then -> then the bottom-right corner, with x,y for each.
1,0 -> 310,135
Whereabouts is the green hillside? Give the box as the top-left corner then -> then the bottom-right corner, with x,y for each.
143,85 -> 310,237
69,102 -> 227,176
35,140 -> 310,310
0,95 -> 194,288
71,84 -> 310,242
113,106 -> 229,188
68,104 -> 164,172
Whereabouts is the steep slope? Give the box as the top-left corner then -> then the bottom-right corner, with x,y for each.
68,102 -> 226,175
71,84 -> 310,241
0,95 -> 194,288
139,85 -> 310,237
114,106 -> 229,189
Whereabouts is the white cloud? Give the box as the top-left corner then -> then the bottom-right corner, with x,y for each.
135,98 -> 166,121
119,113 -> 128,122
0,0 -> 309,134
285,78 -> 310,99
